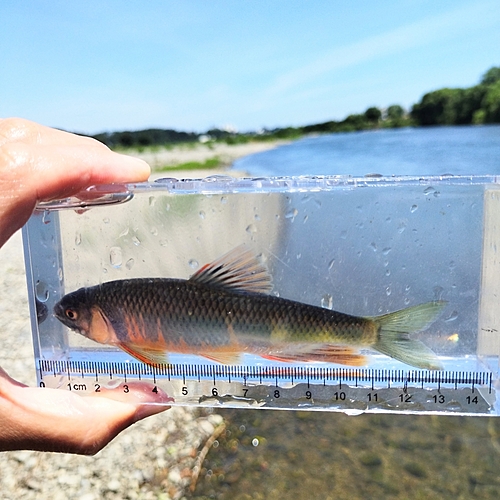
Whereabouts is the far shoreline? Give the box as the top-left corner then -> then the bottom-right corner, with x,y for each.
125,139 -> 291,180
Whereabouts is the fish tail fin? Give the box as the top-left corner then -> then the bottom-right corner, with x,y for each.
371,301 -> 446,370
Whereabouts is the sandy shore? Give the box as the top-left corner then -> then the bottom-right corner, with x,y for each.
126,139 -> 288,177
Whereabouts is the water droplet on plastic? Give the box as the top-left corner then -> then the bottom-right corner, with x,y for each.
109,247 -> 122,268
58,267 -> 63,282
382,247 -> 392,256
119,227 -> 129,238
303,215 -> 308,224
75,233 -> 82,246
296,253 -> 301,260
445,311 -> 458,322
126,258 -> 135,270
149,196 -> 156,206
165,203 -> 171,212
385,269 -> 391,277
410,205 -> 418,213
385,286 -> 391,296
246,224 -> 257,235
433,286 -> 444,301
340,230 -> 347,240
285,208 -> 298,221
449,260 -> 456,270
252,438 -> 259,447
424,186 -> 435,195
370,242 -> 377,252
159,239 -> 168,247
199,211 -> 206,219
103,217 -> 110,224
385,216 -> 392,223
150,227 -> 158,236
220,196 -> 227,204
398,222 -> 406,234
404,297 -> 410,305
102,267 -> 108,274
344,409 -> 364,416
254,214 -> 261,221
189,259 -> 199,269
328,259 -> 335,270
321,294 -> 333,310
132,236 -> 141,246
405,284 -> 411,292
35,281 -> 49,302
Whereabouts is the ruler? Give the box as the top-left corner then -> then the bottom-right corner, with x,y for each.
37,358 -> 495,415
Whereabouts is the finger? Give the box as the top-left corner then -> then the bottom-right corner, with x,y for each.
0,118 -> 150,247
0,369 -> 171,454
0,118 -> 150,190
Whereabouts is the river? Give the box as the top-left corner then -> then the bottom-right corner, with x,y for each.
233,125 -> 500,177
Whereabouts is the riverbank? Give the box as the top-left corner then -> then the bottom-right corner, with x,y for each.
124,139 -> 289,177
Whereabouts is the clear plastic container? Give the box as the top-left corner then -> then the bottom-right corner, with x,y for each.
23,175 -> 500,415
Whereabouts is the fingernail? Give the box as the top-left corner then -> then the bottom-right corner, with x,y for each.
134,401 -> 172,421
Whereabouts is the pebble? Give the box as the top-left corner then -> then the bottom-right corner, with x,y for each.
0,232 -> 224,500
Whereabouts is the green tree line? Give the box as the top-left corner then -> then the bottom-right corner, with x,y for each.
411,67 -> 500,125
92,66 -> 500,149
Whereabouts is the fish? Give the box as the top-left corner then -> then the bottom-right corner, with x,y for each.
54,246 -> 446,370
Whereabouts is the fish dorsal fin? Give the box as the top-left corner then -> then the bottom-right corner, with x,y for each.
189,245 -> 272,294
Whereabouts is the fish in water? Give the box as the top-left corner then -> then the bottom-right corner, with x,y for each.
54,246 -> 445,370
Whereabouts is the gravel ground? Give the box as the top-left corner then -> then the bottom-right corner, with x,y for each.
0,230 -> 222,500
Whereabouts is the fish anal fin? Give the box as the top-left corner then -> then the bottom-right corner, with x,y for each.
260,344 -> 367,367
189,245 -> 272,294
200,352 -> 242,364
119,342 -> 169,366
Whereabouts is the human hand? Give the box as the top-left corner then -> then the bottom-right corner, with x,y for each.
0,367 -> 171,454
0,118 -> 171,454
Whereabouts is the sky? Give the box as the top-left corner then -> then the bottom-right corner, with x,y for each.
1,1 -> 499,135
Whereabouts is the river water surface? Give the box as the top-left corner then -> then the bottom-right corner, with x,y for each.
234,125 -> 500,177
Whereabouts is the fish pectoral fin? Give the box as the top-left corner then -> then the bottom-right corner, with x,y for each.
260,344 -> 368,366
189,245 -> 273,294
119,342 -> 169,365
200,352 -> 242,365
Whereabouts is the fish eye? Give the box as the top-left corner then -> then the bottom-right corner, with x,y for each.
65,309 -> 78,320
